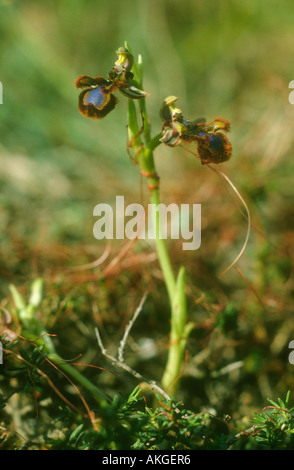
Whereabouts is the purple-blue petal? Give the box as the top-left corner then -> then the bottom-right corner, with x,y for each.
84,87 -> 107,108
198,132 -> 223,152
208,134 -> 224,152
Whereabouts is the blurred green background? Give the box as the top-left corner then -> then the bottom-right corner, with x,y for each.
0,0 -> 294,425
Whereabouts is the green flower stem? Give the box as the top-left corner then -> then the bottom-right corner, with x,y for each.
162,269 -> 187,391
127,52 -> 192,394
9,281 -> 109,406
138,136 -> 190,394
161,269 -> 194,393
140,145 -> 177,305
128,96 -> 176,305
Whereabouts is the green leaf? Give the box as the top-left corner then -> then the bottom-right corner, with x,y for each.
29,278 -> 45,308
69,424 -> 84,444
9,284 -> 27,311
173,266 -> 187,336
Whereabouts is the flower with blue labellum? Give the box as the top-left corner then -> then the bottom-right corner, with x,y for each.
75,47 -> 149,119
75,75 -> 118,119
159,96 -> 232,164
194,128 -> 232,164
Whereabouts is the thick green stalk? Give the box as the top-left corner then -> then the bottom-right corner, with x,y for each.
126,44 -> 193,394
161,268 -> 194,393
140,147 -> 177,304
128,101 -> 190,395
128,98 -> 176,303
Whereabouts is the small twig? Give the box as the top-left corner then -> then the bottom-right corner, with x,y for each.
118,292 -> 147,363
103,239 -> 137,277
95,294 -> 173,404
230,425 -> 258,447
234,266 -> 267,311
67,242 -> 111,272
210,360 -> 244,378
